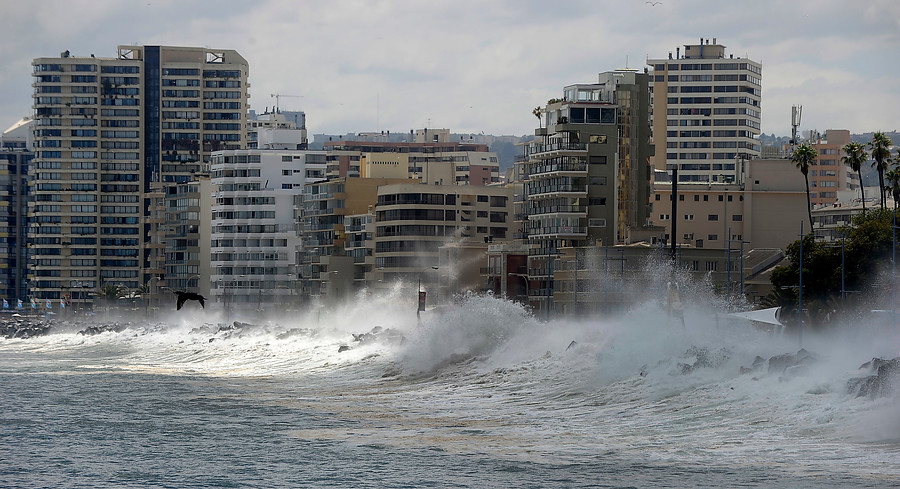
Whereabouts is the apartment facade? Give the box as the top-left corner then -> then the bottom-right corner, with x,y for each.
29,45 -> 248,304
163,175 -> 212,299
323,138 -> 501,185
0,148 -> 33,303
373,183 -> 514,292
652,158 -> 809,252
520,69 -> 652,313
300,177 -> 412,301
209,150 -> 326,311
808,129 -> 853,206
648,39 -> 762,183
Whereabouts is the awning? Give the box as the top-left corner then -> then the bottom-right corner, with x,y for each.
726,306 -> 782,326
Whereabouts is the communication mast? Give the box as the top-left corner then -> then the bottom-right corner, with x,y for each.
790,105 -> 802,148
270,93 -> 301,112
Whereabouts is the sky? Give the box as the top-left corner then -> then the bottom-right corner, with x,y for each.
1,0 -> 899,138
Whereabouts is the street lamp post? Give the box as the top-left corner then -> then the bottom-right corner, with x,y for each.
147,276 -> 162,318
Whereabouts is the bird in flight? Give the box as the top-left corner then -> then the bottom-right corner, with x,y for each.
646,1 -> 662,5
174,290 -> 206,310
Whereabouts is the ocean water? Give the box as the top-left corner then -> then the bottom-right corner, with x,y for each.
2,288 -> 900,488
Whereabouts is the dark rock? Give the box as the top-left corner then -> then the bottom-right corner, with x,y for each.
848,357 -> 900,399
752,356 -> 766,369
677,346 -> 730,375
338,345 -> 351,353
350,327 -> 405,346
767,349 -> 814,375
78,323 -> 128,336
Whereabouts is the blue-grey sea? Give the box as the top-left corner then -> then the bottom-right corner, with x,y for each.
2,291 -> 899,488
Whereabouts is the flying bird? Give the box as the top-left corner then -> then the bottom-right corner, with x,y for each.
646,1 -> 662,5
174,290 -> 206,310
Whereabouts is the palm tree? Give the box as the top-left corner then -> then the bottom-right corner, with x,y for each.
841,142 -> 868,212
532,106 -> 543,129
869,132 -> 893,210
887,167 -> 900,211
99,283 -> 123,301
792,143 -> 817,229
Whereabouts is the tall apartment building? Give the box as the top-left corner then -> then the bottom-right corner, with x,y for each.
0,119 -> 34,302
163,175 -> 212,298
209,150 -> 326,311
647,39 -> 762,183
30,45 -> 248,304
520,69 -> 652,314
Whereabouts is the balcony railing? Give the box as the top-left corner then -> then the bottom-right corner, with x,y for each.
525,142 -> 587,157
526,184 -> 587,195
527,205 -> 587,215
528,226 -> 586,236
528,162 -> 588,176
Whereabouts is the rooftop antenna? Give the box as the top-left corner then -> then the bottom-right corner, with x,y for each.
270,93 -> 301,113
791,105 -> 802,149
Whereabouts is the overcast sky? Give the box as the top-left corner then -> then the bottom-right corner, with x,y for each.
2,0 -> 898,138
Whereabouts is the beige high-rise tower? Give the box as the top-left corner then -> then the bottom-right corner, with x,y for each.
30,46 -> 248,306
647,39 -> 762,184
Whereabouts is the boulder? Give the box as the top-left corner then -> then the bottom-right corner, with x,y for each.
677,346 -> 730,375
847,357 -> 900,399
767,349 -> 814,375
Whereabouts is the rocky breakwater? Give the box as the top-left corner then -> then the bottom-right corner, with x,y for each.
0,315 -> 52,339
739,349 -> 816,381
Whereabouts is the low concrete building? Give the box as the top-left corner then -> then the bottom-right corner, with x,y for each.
652,157 -> 809,251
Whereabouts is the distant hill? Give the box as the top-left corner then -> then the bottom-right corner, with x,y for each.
488,136 -> 533,173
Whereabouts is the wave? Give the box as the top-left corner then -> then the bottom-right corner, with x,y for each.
3,291 -> 900,442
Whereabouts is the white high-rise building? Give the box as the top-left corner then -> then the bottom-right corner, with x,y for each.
209,150 -> 326,311
647,39 -> 762,183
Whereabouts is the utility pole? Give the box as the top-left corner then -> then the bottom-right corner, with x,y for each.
670,166 -> 678,262
798,221 -> 804,348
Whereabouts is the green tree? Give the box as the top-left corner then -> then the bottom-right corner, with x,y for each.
532,106 -> 542,129
791,143 -> 817,229
770,208 -> 897,326
841,141 -> 868,212
99,283 -> 123,301
887,167 -> 900,211
869,132 -> 893,210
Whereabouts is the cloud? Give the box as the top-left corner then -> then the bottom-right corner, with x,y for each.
1,0 -> 898,138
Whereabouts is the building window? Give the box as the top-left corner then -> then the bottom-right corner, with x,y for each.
708,234 -> 718,241
708,214 -> 719,221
